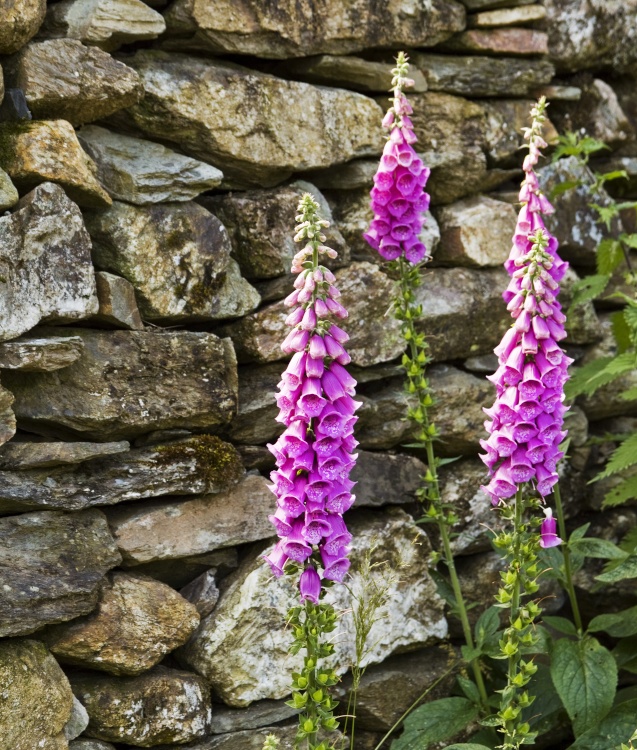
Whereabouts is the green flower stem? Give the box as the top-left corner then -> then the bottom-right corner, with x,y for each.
552,484 -> 583,634
395,256 -> 488,709
506,489 -> 524,690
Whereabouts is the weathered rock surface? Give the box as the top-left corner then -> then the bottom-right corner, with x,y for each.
352,450 -> 424,508
227,364 -> 283,445
0,334 -> 84,371
0,0 -> 46,54
86,200 -> 260,322
180,570 -> 219,619
43,0 -> 166,51
0,381 -> 16,446
545,0 -> 637,73
0,183 -> 98,340
5,40 -> 142,125
70,741 -> 116,750
105,473 -> 274,566
468,4 -> 546,26
206,702 -> 297,736
79,126 -> 223,204
71,667 -> 212,746
0,435 -> 244,513
132,548 -> 238,589
0,120 -> 111,208
64,696 -> 90,741
461,0 -> 536,9
4,329 -> 238,441
0,639 -> 74,750
484,98 -> 558,166
443,28 -> 549,56
200,181 -> 348,280
44,571 -> 200,675
0,167 -> 19,210
0,509 -> 121,637
92,271 -> 144,330
0,439 -> 129,470
179,509 -> 447,706
410,53 -> 554,97
153,726 -> 299,750
434,195 -> 517,266
162,0 -> 465,58
560,267 -> 604,345
110,52 -> 384,187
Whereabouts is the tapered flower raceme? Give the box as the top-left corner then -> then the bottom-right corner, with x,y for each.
264,194 -> 359,598
480,98 -> 571,509
363,53 -> 431,264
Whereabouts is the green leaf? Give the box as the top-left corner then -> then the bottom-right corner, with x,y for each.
619,386 -> 637,402
391,697 -> 479,750
569,537 -> 628,560
474,606 -> 501,648
612,637 -> 637,672
443,745 -> 494,750
567,699 -> 637,749
551,179 -> 582,198
567,274 -> 611,313
570,523 -> 592,542
596,239 -> 625,276
620,232 -> 637,250
619,527 -> 637,554
595,433 -> 637,480
598,170 -> 629,186
588,606 -> 637,637
551,635 -> 618,736
596,553 -> 637,583
603,475 -> 637,508
571,352 -> 637,400
592,203 -> 619,229
543,615 -> 579,636
457,675 -> 481,706
565,357 -> 614,399
611,311 -> 632,353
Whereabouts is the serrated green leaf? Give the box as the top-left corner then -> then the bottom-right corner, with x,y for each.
567,699 -> 637,749
598,170 -> 629,186
474,606 -> 501,648
611,311 -> 632,353
588,605 -> 637,637
390,697 -> 479,750
620,233 -> 637,250
570,537 -> 628,559
597,240 -> 625,276
551,179 -> 582,198
596,553 -> 637,583
592,204 -> 619,229
543,615 -> 579,636
576,352 -> 637,399
619,386 -> 637,402
443,745 -> 494,750
567,274 -> 611,313
565,357 -> 614,399
551,635 -> 618,736
595,433 -> 637,480
603,475 -> 637,508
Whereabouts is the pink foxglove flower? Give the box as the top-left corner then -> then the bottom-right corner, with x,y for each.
480,99 -> 571,516
363,53 -> 431,264
539,507 -> 562,548
264,194 -> 359,599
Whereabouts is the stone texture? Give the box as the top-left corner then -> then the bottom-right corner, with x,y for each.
468,4 -> 546,26
0,509 -> 121,637
71,667 -> 212,746
200,181 -> 348,280
179,509 -> 447,707
227,364 -> 282,444
105,473 -> 274,566
92,271 -> 144,330
222,262 -> 401,367
0,380 -> 16,446
461,0 -> 536,8
64,697 -> 90,741
153,726 -> 298,750
0,0 -> 46,54
531,84 -> 582,102
162,0 -> 465,58
442,28 -> 549,56
0,183 -> 98,340
410,53 -> 554,98
5,40 -> 142,125
545,0 -> 637,73
484,99 -> 559,166
0,639 -> 74,750
0,167 -> 19,210
110,51 -> 384,188
70,742 -> 116,750
78,125 -> 223,204
132,548 -> 238,589
0,120 -> 111,208
43,0 -> 166,51
560,267 -> 604,345
0,439 -> 129,470
4,329 -> 238,441
0,334 -> 83,371
0,435 -> 244,513
44,571 -> 200,675
86,200 -> 260,323
180,570 -> 219,619
434,195 -> 517,266
206,702 -> 297,736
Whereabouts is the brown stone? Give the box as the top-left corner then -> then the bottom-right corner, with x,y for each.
461,0 -> 536,8
92,271 -> 144,330
468,4 -> 546,26
0,120 -> 111,208
0,439 -> 129,470
0,379 -> 15,447
442,28 -> 549,56
0,167 -> 19,210
483,99 -> 559,167
153,726 -> 299,750
0,334 -> 83,371
0,0 -> 46,54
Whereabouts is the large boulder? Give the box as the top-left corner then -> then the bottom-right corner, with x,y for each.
0,0 -> 46,54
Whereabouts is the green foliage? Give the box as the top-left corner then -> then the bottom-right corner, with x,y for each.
588,605 -> 637,637
603,474 -> 637,507
543,616 -> 579,636
596,553 -> 637,583
443,745 -> 494,750
567,273 -> 611,314
550,635 -> 618,736
552,132 -> 609,163
596,239 -> 625,275
390,698 -> 479,750
594,432 -> 637,480
566,699 -> 637,749
568,536 -> 627,559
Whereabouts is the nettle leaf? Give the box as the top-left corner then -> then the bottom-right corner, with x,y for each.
603,475 -> 637,508
391,697 -> 479,750
611,311 -> 632,353
543,616 -> 579,636
573,352 -> 637,400
596,239 -> 625,276
569,537 -> 627,560
474,606 -> 501,648
619,386 -> 637,402
598,170 -> 629,186
551,635 -> 618,736
588,605 -> 637,638
567,699 -> 637,750
443,745 -> 494,750
551,179 -> 582,198
620,232 -> 637,250
565,357 -> 614,399
567,274 -> 611,313
596,553 -> 637,583
595,433 -> 637,480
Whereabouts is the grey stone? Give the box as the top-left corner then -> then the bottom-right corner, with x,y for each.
531,85 -> 583,102
78,125 -> 223,204
0,334 -> 83,371
131,548 -> 238,589
460,0 -> 536,8
162,0 -> 465,58
0,379 -> 16,447
483,98 -> 559,166
71,667 -> 212,746
92,271 -> 144,330
0,434 -> 244,514
0,639 -> 74,750
560,267 -> 604,345
200,181 -> 348,281
43,0 -> 166,52
179,509 -> 447,707
434,195 -> 517,267
0,183 -> 98,341
0,120 -> 112,208
352,449 -> 425,508
441,27 -> 549,56
180,570 -> 219,619
0,509 -> 121,637
70,742 -> 116,750
105,473 -> 274,566
410,53 -> 554,98
227,363 -> 282,445
0,167 -> 19,210
44,571 -> 200,676
206,702 -> 297,736
0,0 -> 46,54
109,52 -> 384,188
468,4 -> 547,26
153,726 -> 299,750
5,40 -> 142,125
86,200 -> 260,323
64,697 -> 90,741
0,439 -> 129,470
3,329 -> 238,441
303,159 -> 378,191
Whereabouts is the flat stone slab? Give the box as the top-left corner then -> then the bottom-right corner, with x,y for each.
0,335 -> 84,371
0,439 -> 129,470
3,329 -> 238,441
0,509 -> 121,637
79,125 -> 223,204
468,4 -> 546,26
110,51 -> 384,188
442,27 -> 549,56
92,271 -> 144,330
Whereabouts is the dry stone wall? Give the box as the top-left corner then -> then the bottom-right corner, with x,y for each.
0,0 -> 636,748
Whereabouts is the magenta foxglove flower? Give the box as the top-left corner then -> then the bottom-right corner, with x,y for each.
264,194 -> 359,599
480,99 -> 571,512
363,53 -> 431,264
539,507 -> 562,549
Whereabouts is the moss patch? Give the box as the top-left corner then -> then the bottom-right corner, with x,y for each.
155,435 -> 243,490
